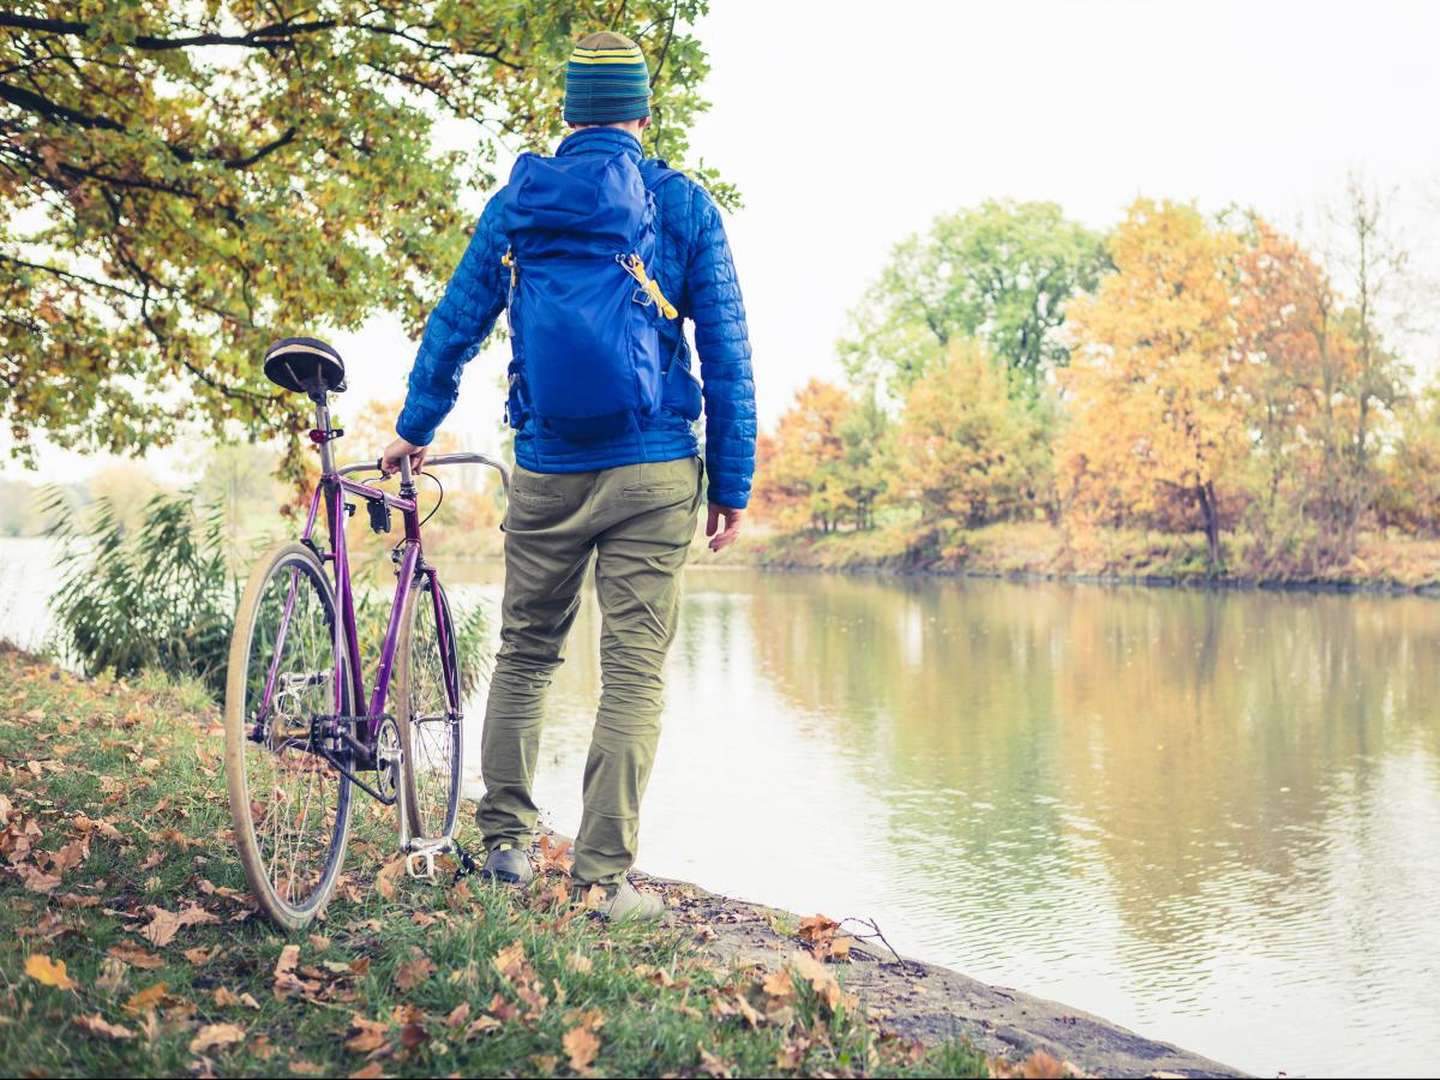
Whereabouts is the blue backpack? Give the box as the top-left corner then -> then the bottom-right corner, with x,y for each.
501,149 -> 681,440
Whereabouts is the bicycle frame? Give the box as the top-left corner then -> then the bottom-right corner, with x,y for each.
256,392 -> 507,826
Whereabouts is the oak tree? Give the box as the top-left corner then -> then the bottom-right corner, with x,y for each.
1,1 -> 723,474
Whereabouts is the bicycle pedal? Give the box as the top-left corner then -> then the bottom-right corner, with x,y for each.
406,851 -> 437,880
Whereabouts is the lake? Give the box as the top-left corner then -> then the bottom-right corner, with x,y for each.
4,537 -> 1438,1077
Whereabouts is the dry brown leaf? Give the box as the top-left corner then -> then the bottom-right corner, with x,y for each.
109,943 -> 165,970
988,1050 -> 1076,1079
18,863 -> 62,894
50,836 -> 89,872
563,1025 -> 601,1073
24,953 -> 77,990
394,950 -> 435,991
275,944 -> 300,977
697,1044 -> 734,1078
190,1022 -> 246,1055
565,952 -> 593,975
74,1014 -> 137,1040
760,967 -> 795,1001
537,834 -> 574,874
492,940 -> 526,980
445,1002 -> 470,1029
344,1015 -> 390,1054
348,1064 -> 387,1080
375,857 -> 405,901
465,1015 -> 502,1037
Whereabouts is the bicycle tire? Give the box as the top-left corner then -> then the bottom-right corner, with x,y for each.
224,542 -> 354,929
393,574 -> 463,843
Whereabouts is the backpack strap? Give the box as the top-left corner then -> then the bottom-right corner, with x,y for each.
640,157 -> 685,192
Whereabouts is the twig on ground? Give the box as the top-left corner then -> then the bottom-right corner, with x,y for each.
838,916 -> 923,976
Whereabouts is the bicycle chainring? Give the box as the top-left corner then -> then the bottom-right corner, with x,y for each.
375,716 -> 402,803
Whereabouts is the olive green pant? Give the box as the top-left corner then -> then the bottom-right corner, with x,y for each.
476,456 -> 702,886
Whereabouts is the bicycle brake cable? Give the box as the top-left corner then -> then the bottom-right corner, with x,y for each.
417,469 -> 444,530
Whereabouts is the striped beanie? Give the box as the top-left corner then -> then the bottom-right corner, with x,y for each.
563,31 -> 652,125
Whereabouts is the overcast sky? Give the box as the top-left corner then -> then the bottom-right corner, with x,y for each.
6,0 -> 1438,484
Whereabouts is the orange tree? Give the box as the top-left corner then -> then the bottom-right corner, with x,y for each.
752,380 -> 858,532
0,1 -> 725,478
1057,199 -> 1247,568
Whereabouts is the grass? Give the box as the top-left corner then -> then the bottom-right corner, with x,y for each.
732,519 -> 1440,591
0,644 -> 989,1078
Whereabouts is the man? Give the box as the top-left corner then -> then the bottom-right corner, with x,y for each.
381,31 -> 754,921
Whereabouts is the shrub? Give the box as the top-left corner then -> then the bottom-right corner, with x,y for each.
47,490 -> 238,697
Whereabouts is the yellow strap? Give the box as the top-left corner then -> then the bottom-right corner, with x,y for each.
621,254 -> 678,320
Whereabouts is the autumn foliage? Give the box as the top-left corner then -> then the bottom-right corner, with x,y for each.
755,188 -> 1422,576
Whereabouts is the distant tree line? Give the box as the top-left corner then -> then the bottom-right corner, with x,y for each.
754,189 -> 1435,572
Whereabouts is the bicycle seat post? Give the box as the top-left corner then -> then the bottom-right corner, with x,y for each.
310,389 -> 337,477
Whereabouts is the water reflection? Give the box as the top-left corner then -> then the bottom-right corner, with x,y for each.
455,568 -> 1440,1078
3,534 -> 1433,1076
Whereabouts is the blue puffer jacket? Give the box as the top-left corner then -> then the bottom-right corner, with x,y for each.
396,127 -> 756,509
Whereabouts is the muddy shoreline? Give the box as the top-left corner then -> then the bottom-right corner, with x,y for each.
635,868 -> 1246,1079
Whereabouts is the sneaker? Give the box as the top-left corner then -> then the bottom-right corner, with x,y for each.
574,878 -> 664,922
479,843 -> 533,885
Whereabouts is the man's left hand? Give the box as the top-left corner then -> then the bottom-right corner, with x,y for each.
706,504 -> 744,552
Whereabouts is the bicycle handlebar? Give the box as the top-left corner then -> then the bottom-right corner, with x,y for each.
337,452 -> 510,494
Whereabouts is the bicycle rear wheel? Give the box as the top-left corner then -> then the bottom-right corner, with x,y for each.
393,574 -> 463,842
224,542 -> 353,929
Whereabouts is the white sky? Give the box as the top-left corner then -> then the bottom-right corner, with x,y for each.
6,0 -> 1438,484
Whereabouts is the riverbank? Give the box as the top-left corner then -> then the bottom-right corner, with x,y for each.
706,520 -> 1440,594
0,645 -> 1241,1078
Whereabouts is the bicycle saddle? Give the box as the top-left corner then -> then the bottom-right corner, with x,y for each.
263,337 -> 347,394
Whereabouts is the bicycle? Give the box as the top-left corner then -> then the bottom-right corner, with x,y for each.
223,337 -> 508,929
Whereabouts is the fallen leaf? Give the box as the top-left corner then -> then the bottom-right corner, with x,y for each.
492,940 -> 526,980
698,1044 -> 733,1078
375,857 -> 405,901
761,968 -> 795,1001
18,864 -> 62,894
344,1015 -> 390,1054
24,953 -> 77,990
50,836 -> 90,872
348,1065 -> 387,1080
74,1014 -> 136,1040
563,1025 -> 601,1072
565,952 -> 593,975
465,1015 -> 502,1037
109,943 -> 165,970
190,1022 -> 246,1054
537,835 -> 574,874
124,982 -> 168,1015
445,1002 -> 470,1029
394,950 -> 435,991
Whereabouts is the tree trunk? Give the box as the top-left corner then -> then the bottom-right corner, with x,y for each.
1196,481 -> 1222,570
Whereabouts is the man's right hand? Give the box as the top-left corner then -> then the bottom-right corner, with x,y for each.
380,436 -> 428,477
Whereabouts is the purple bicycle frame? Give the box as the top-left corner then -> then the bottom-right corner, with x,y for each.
256,390 -> 505,754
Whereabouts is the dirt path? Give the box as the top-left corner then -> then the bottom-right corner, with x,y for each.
637,870 -> 1246,1079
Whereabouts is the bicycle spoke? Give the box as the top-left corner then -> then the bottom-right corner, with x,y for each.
229,548 -> 351,922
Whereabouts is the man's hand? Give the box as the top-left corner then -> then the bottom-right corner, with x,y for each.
706,504 -> 744,552
380,437 -> 428,477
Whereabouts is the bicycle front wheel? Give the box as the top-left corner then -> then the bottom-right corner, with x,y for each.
393,574 -> 463,842
224,542 -> 353,929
